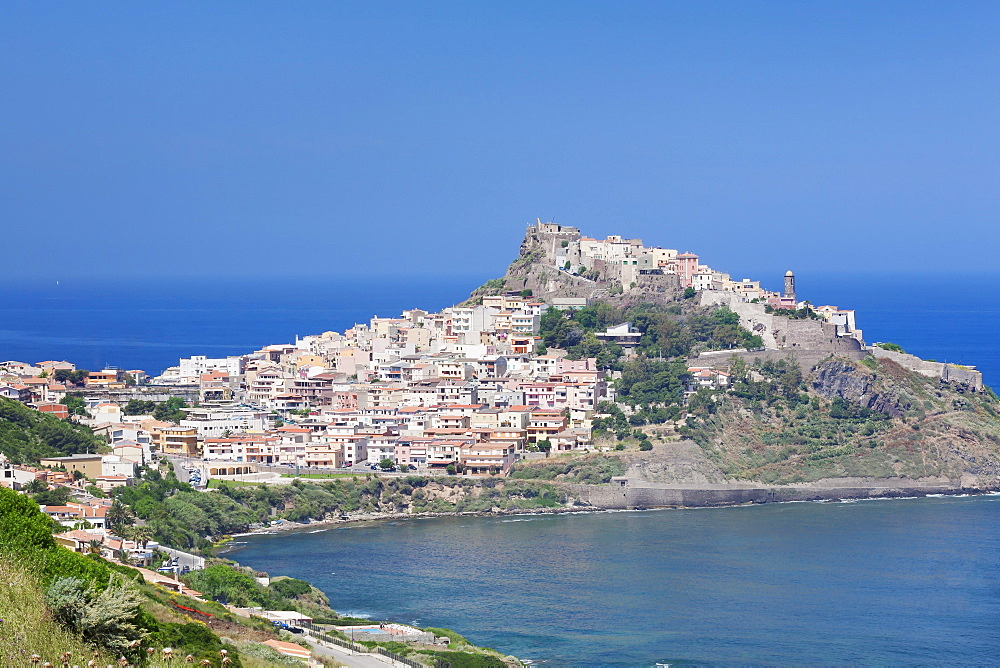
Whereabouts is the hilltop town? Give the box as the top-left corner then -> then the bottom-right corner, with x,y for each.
0,219 -> 990,492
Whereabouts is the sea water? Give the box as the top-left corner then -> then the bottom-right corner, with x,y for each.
3,272 -> 999,663
0,275 -> 480,375
228,495 -> 1000,666
0,272 -> 995,387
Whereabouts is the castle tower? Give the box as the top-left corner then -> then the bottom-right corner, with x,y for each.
784,270 -> 796,301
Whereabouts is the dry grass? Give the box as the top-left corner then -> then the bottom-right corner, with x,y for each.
0,556 -> 113,667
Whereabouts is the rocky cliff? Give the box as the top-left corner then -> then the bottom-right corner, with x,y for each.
465,221 -> 681,305
681,355 -> 1000,487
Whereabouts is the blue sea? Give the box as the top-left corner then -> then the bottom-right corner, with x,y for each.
227,496 -> 1000,666
1,272 -> 997,386
0,275 -> 484,376
4,271 -> 999,663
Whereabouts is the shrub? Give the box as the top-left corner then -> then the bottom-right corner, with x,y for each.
45,573 -> 147,652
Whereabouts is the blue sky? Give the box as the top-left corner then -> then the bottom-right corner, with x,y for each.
2,2 -> 998,281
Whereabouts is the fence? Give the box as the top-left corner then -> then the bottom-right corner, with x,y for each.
300,622 -> 368,653
377,647 -> 425,668
300,623 -> 435,667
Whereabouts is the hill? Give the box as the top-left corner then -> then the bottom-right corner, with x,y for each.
0,397 -> 104,463
476,220 -> 1000,495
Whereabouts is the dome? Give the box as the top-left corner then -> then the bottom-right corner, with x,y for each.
785,270 -> 794,276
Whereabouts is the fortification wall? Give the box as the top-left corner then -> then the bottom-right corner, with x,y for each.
781,319 -> 863,353
869,347 -> 984,391
524,222 -> 581,265
700,291 -> 780,349
700,291 -> 863,354
634,271 -> 680,292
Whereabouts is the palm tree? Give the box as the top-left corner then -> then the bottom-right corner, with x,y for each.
87,539 -> 103,555
132,525 -> 154,550
106,499 -> 135,533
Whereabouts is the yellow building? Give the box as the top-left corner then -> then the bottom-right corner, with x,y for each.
39,454 -> 104,479
158,426 -> 200,457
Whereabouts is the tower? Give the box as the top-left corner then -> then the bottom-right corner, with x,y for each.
784,270 -> 796,301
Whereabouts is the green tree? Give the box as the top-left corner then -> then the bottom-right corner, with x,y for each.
24,478 -> 47,494
123,399 -> 156,416
153,397 -> 188,423
45,573 -> 147,652
106,499 -> 135,533
379,457 -> 395,470
32,486 -> 72,506
60,393 -> 89,417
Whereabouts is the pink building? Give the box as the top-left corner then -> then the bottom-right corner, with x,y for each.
676,253 -> 699,288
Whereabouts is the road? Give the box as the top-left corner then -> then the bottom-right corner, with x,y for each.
303,633 -> 395,668
156,545 -> 205,573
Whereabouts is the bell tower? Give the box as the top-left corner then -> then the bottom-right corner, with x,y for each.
784,270 -> 796,301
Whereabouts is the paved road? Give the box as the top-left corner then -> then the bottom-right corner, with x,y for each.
303,633 -> 393,668
160,453 -> 206,487
157,545 -> 205,573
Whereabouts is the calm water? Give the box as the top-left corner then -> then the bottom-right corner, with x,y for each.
228,496 -> 1000,666
0,272 -> 995,386
0,275 -> 479,375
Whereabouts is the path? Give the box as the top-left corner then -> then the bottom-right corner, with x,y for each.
302,631 -> 396,668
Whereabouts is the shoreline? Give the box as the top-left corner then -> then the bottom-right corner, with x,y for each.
216,480 -> 1000,552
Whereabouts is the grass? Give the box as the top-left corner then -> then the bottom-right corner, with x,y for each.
0,556 -> 114,666
280,473 -> 361,479
423,627 -> 472,646
207,478 -> 263,488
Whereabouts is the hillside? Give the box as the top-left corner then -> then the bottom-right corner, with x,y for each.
468,221 -> 1000,493
683,355 -> 1000,486
0,397 -> 104,463
511,352 -> 1000,494
0,483 -> 516,665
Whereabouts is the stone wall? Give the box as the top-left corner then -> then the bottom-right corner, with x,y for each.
699,290 -> 863,354
869,347 -> 984,391
524,223 -> 581,265
568,480 -> 980,509
82,384 -> 201,403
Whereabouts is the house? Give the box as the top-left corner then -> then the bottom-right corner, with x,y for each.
259,610 -> 313,626
35,402 -> 70,419
1,460 -> 38,490
39,454 -> 104,479
157,426 -> 200,456
101,454 -> 136,477
95,475 -> 132,493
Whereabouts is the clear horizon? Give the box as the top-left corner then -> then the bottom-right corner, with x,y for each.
3,2 -> 998,279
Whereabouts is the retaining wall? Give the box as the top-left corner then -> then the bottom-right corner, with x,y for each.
568,481 -> 979,509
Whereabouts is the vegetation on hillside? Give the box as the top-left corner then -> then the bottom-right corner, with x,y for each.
0,485 -> 256,664
112,467 -> 572,553
682,356 -> 1000,484
508,455 -> 626,484
0,396 -> 104,464
538,302 -> 763,371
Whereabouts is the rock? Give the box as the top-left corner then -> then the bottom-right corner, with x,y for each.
811,359 -> 904,417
